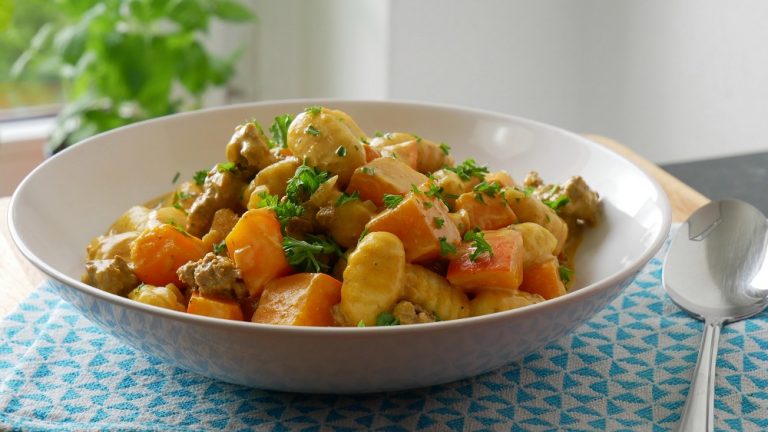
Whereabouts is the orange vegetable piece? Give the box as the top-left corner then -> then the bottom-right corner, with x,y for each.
446,229 -> 524,292
131,224 -> 208,286
363,144 -> 381,162
226,208 -> 292,297
519,257 -> 567,300
187,293 -> 244,321
455,192 -> 518,230
346,157 -> 428,207
252,273 -> 342,326
366,192 -> 460,262
379,141 -> 420,170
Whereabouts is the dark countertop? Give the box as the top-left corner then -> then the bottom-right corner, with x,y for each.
662,151 -> 768,216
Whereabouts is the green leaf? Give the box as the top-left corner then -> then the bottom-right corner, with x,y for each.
463,229 -> 493,262
282,235 -> 342,273
193,170 -> 208,186
383,194 -> 403,209
376,312 -> 400,326
211,0 -> 256,22
269,114 -> 294,148
286,164 -> 330,203
439,237 -> 457,256
446,159 -> 489,182
335,191 -> 360,207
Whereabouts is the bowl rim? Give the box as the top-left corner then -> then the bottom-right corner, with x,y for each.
9,97 -> 672,335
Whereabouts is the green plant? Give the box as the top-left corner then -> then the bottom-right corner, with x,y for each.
12,0 -> 254,154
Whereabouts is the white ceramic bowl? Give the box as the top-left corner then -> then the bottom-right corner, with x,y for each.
10,99 -> 671,393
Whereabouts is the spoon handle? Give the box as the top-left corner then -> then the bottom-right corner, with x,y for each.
678,319 -> 722,432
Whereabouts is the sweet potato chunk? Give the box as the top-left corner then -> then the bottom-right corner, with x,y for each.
131,224 -> 209,287
226,208 -> 292,297
187,292 -> 244,321
447,229 -> 524,292
366,192 -> 460,263
346,157 -> 428,207
454,192 -> 518,230
519,257 -> 567,300
252,273 -> 342,326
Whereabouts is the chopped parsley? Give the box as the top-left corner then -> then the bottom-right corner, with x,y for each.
335,191 -> 360,207
446,159 -> 489,181
256,192 -> 304,225
439,143 -> 451,155
213,240 -> 227,255
362,166 -> 375,175
473,181 -> 503,203
523,186 -> 535,197
216,162 -> 236,173
335,145 -> 347,157
282,234 -> 342,273
376,312 -> 400,326
439,237 -> 457,256
172,171 -> 180,184
357,320 -> 366,327
383,194 -> 403,208
305,105 -> 322,115
411,133 -> 422,142
269,114 -> 294,148
463,229 -> 493,262
305,125 -> 321,136
422,200 -> 433,209
286,164 -> 330,203
374,131 -> 384,138
360,136 -> 369,144
544,195 -> 571,212
559,265 -> 574,284
358,227 -> 369,243
434,217 -> 445,228
193,170 -> 208,186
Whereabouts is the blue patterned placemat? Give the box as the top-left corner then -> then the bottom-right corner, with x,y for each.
2,236 -> 768,432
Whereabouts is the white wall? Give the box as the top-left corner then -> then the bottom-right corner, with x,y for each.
231,0 -> 768,164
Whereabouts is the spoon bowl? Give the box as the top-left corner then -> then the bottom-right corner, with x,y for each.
663,199 -> 768,431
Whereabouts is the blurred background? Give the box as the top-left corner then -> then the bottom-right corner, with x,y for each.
3,0 -> 768,195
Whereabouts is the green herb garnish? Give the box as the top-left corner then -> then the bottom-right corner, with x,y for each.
362,167 -> 375,175
335,191 -> 360,207
213,240 -> 227,255
335,145 -> 347,157
544,195 -> 571,212
473,181 -> 502,203
439,237 -> 457,256
434,217 -> 445,228
305,105 -> 322,115
172,172 -> 181,184
463,229 -> 493,262
282,234 -> 342,273
357,320 -> 366,327
446,159 -> 489,181
383,194 -> 404,209
193,170 -> 208,186
269,114 -> 294,149
376,312 -> 400,326
559,265 -> 574,284
305,125 -> 321,136
216,162 -> 236,173
286,164 -> 330,203
256,192 -> 304,225
439,143 -> 451,155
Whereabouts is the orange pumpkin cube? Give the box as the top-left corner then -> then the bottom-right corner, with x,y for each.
379,140 -> 420,171
252,273 -> 342,326
187,293 -> 244,321
346,157 -> 428,207
366,193 -> 460,263
226,208 -> 292,297
455,192 -> 518,230
131,224 -> 209,287
519,257 -> 567,300
447,229 -> 524,292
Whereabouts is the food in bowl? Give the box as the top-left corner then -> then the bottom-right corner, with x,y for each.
81,105 -> 601,327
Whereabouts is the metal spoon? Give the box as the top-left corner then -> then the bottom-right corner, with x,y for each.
663,199 -> 768,432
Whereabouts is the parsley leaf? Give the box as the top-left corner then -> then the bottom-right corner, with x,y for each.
357,320 -> 366,327
439,142 -> 451,155
463,229 -> 493,262
193,170 -> 208,186
256,192 -> 304,225
446,159 -> 489,181
282,234 -> 342,273
305,105 -> 322,115
439,237 -> 457,256
544,195 -> 571,212
362,166 -> 375,175
213,240 -> 227,255
172,171 -> 180,184
335,191 -> 360,207
559,265 -> 574,284
335,145 -> 347,157
269,114 -> 294,148
473,181 -> 502,203
305,125 -> 321,136
383,194 -> 404,208
434,217 -> 445,228
217,162 -> 236,173
286,164 -> 330,203
376,312 -> 400,326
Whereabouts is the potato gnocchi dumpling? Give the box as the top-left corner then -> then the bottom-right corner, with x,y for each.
82,105 -> 600,326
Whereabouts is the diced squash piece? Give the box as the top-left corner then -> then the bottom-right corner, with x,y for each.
252,273 -> 342,326
366,192 -> 460,262
346,157 -> 428,207
131,224 -> 209,286
379,140 -> 420,170
370,132 -> 452,174
454,192 -> 518,230
446,229 -> 524,292
469,289 -> 544,316
363,144 -> 381,162
187,292 -> 244,321
340,232 -> 405,326
519,257 -> 567,300
226,208 -> 292,297
402,264 -> 470,320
